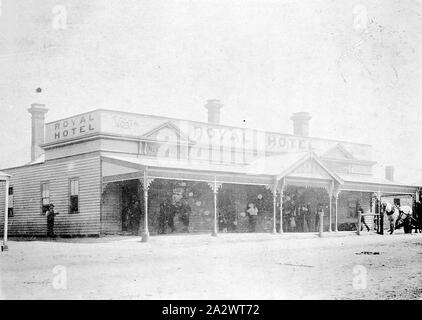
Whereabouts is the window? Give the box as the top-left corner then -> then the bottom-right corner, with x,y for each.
69,178 -> 79,214
8,187 -> 13,217
41,182 -> 50,214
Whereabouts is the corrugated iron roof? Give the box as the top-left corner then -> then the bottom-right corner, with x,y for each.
101,152 -> 416,189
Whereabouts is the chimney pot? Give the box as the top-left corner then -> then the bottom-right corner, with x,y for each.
385,165 -> 394,181
204,99 -> 223,124
290,112 -> 312,136
28,103 -> 48,161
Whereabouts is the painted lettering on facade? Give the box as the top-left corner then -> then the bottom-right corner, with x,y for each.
51,113 -> 96,141
111,116 -> 140,130
44,110 -> 371,164
265,133 -> 311,152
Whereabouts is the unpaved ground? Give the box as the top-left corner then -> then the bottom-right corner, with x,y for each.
1,232 -> 421,300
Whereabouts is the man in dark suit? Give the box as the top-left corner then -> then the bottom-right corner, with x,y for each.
358,207 -> 370,232
178,199 -> 191,232
46,203 -> 59,237
166,199 -> 176,233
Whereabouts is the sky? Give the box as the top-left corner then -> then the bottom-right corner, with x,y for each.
0,0 -> 421,183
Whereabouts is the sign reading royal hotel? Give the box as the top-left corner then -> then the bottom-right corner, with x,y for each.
47,112 -> 98,141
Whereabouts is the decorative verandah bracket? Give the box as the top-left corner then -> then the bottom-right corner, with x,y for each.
207,181 -> 222,194
207,178 -> 222,237
139,171 -> 155,242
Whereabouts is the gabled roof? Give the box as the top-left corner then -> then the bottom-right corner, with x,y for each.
141,121 -> 194,144
246,152 -> 309,176
246,151 -> 344,184
322,143 -> 355,160
338,173 -> 418,187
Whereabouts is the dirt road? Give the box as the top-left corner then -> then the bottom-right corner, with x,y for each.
1,232 -> 421,299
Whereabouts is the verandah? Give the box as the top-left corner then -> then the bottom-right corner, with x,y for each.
100,154 -> 417,241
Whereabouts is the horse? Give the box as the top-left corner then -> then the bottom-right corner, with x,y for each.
382,202 -> 399,234
394,205 -> 415,234
414,201 -> 422,233
382,202 -> 415,234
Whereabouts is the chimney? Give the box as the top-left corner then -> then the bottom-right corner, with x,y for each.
385,165 -> 394,181
204,99 -> 223,124
28,103 -> 48,161
290,112 -> 312,137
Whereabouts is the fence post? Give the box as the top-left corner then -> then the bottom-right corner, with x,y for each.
357,211 -> 361,235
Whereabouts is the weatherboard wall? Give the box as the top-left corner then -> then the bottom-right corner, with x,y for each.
0,155 -> 101,236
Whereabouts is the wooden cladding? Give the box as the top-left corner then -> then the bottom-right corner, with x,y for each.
0,156 -> 101,236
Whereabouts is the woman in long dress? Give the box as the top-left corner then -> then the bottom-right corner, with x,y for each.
246,203 -> 258,232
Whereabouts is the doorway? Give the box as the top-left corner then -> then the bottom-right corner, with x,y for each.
282,186 -> 330,232
121,180 -> 143,235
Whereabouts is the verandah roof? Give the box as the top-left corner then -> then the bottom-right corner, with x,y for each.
100,152 -> 417,195
0,171 -> 10,180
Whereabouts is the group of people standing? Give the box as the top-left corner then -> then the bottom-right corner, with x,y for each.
158,199 -> 191,234
285,203 -> 323,232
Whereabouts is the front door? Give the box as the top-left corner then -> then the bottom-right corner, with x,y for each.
121,180 -> 142,234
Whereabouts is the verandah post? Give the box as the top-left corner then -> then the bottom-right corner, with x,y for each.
2,178 -> 9,251
279,179 -> 285,234
210,177 -> 220,237
142,187 -> 149,242
271,178 -> 278,234
378,191 -> 383,235
212,188 -> 218,236
328,181 -> 334,232
334,191 -> 339,232
141,170 -> 152,242
357,210 -> 361,236
329,196 -> 332,232
319,210 -> 323,237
